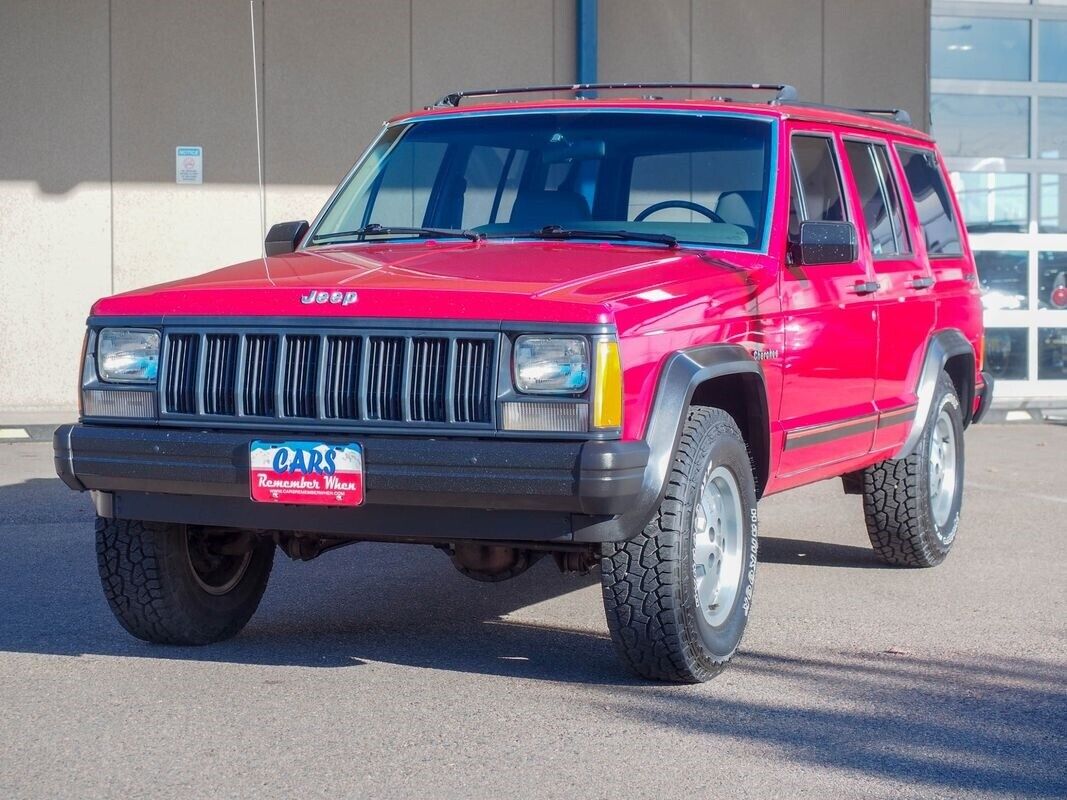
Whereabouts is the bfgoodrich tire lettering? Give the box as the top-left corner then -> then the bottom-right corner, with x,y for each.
601,407 -> 758,683
861,371 -> 965,567
95,518 -> 275,644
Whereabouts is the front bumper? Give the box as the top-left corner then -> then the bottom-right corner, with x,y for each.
54,424 -> 649,544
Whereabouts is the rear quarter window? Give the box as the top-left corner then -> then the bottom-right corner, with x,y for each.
896,145 -> 964,256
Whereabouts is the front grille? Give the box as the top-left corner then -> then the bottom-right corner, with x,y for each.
160,329 -> 497,428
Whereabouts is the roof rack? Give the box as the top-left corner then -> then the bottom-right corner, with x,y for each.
786,101 -> 913,127
429,82 -> 799,109
852,107 -> 913,126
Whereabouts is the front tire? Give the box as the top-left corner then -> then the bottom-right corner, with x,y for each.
861,370 -> 965,567
601,407 -> 758,683
95,518 -> 275,644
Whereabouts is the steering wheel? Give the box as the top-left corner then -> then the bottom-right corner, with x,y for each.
634,199 -> 725,223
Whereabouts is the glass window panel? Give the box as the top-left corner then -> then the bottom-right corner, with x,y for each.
932,17 -> 1030,81
931,95 -> 1029,158
976,251 -> 1029,311
845,141 -> 900,257
897,146 -> 962,255
788,136 -> 848,243
984,328 -> 1029,380
1038,252 -> 1067,310
1039,175 -> 1067,233
1038,99 -> 1067,159
1039,21 -> 1067,82
950,171 -> 1028,233
1038,329 -> 1067,379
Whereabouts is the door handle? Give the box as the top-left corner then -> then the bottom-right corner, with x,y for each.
850,280 -> 881,295
911,276 -> 935,289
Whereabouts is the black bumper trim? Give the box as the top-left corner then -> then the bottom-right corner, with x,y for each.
973,371 -> 995,424
55,424 -> 649,540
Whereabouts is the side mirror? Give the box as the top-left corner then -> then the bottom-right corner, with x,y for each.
796,220 -> 857,265
265,220 -> 309,256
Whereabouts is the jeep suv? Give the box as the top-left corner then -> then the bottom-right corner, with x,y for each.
55,83 -> 992,683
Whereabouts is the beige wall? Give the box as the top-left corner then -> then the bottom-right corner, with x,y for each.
0,1 -> 112,415
0,0 -> 927,416
601,0 -> 930,121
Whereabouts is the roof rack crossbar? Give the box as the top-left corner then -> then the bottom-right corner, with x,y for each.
852,107 -> 913,126
785,101 -> 914,127
430,82 -> 798,108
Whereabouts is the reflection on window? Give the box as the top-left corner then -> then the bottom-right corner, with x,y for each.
1038,329 -> 1067,380
1038,98 -> 1067,159
897,146 -> 962,255
950,172 -> 1028,233
1039,21 -> 1067,82
1039,253 -> 1067,311
932,17 -> 1030,81
1039,175 -> 1067,233
976,251 -> 1028,311
931,95 -> 1029,158
984,328 -> 1028,380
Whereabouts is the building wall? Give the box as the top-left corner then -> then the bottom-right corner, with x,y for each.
600,0 -> 930,120
0,0 -> 926,415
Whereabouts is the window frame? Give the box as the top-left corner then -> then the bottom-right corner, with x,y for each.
894,142 -> 966,260
842,135 -> 914,260
786,130 -> 853,247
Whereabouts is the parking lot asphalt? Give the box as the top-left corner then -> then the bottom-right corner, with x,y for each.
0,425 -> 1064,800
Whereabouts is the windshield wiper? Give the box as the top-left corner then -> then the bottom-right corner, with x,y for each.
310,223 -> 483,243
485,225 -> 678,248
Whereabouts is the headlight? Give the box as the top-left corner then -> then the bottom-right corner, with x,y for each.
513,336 -> 589,394
96,328 -> 160,383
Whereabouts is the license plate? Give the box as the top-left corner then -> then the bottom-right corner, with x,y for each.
250,441 -> 364,506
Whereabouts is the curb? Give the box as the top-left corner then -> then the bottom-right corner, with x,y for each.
0,425 -> 58,443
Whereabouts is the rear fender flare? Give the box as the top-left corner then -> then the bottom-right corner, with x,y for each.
895,329 -> 974,459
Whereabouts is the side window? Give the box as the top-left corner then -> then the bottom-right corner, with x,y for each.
844,140 -> 910,257
789,136 -> 847,244
896,145 -> 963,256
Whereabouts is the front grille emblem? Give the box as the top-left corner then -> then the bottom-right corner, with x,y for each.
300,289 -> 358,306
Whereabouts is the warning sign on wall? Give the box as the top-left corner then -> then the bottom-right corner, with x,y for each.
175,146 -> 203,184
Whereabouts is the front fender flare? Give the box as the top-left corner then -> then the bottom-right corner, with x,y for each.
573,344 -> 766,542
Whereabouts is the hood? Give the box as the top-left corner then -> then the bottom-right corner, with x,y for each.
92,240 -> 763,327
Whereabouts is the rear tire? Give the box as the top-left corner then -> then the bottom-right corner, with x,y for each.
95,518 -> 275,644
861,371 -> 964,567
601,407 -> 758,683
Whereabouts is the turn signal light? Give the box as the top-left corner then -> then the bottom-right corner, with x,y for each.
593,340 -> 622,429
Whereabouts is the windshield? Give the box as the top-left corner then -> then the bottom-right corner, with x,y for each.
311,111 -> 775,250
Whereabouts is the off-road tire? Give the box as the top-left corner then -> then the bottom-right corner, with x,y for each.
861,371 -> 964,567
95,517 -> 275,644
601,407 -> 758,683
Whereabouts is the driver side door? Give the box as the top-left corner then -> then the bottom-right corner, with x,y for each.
777,130 -> 879,476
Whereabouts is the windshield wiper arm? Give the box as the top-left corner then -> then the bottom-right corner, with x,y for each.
486,225 -> 678,248
310,223 -> 483,243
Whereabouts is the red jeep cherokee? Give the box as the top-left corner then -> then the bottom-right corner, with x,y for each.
55,83 -> 992,683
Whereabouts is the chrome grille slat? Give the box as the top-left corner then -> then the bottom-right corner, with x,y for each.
242,334 -> 277,417
161,329 -> 495,428
162,333 -> 199,414
203,334 -> 238,415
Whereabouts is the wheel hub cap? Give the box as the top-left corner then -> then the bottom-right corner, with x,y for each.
185,530 -> 253,596
692,465 -> 744,627
928,407 -> 958,530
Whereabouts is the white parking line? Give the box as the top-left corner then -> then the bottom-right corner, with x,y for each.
0,428 -> 30,440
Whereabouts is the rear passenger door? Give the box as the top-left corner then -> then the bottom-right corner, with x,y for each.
841,139 -> 935,452
777,131 -> 878,475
